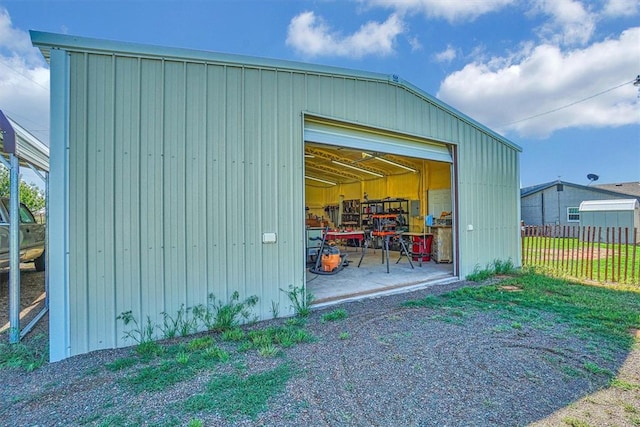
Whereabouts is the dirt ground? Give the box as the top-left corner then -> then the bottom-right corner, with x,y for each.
1,273 -> 639,426
0,264 -> 46,336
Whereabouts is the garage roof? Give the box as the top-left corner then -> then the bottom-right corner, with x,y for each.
0,110 -> 50,172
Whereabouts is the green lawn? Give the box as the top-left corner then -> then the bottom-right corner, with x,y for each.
522,236 -> 640,284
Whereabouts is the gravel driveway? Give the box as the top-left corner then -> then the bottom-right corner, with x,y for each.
1,278 -> 638,426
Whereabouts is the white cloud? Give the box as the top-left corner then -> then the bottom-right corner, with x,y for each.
532,0 -> 596,46
286,11 -> 405,58
434,45 -> 457,63
365,0 -> 516,23
602,0 -> 640,17
0,7 -> 49,145
437,27 -> 640,138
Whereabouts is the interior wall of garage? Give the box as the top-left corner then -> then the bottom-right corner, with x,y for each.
36,31 -> 520,360
305,159 -> 451,232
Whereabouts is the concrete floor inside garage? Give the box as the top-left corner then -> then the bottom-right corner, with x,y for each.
306,245 -> 455,305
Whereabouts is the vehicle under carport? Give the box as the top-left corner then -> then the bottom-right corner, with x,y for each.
0,109 -> 49,343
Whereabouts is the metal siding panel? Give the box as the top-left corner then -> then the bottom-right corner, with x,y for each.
139,58 -> 165,331
243,68 -> 261,304
185,62 -> 208,308
279,72 -> 305,313
68,52 -> 89,356
163,60 -> 188,313
114,56 -> 142,344
206,64 -> 228,303
275,71 -> 298,316
225,66 -> 246,300
85,53 -> 116,351
258,69 -> 279,317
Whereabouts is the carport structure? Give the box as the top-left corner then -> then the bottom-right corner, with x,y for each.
0,109 -> 50,343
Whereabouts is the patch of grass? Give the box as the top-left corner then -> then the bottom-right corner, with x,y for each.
202,345 -> 230,362
221,327 -> 245,342
583,361 -> 613,377
610,378 -> 640,391
135,341 -> 163,359
466,265 -> 495,282
0,339 -> 47,372
339,332 -> 350,340
321,308 -> 348,322
465,258 -> 516,282
183,363 -> 292,420
125,360 -> 198,392
562,417 -> 592,427
96,414 -> 128,426
246,325 -> 314,353
624,403 -> 638,413
257,343 -> 280,357
401,295 -> 440,308
186,336 -> 215,351
105,357 -> 138,372
403,272 -> 640,352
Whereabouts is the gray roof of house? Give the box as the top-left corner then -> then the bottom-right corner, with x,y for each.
521,180 -> 640,199
593,182 -> 640,197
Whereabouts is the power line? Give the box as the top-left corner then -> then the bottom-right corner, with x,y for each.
0,60 -> 50,93
501,78 -> 635,127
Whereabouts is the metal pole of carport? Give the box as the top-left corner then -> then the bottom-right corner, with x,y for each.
8,152 -> 20,343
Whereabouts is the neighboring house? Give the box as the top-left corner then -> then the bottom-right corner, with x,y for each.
33,31 -> 522,361
594,182 -> 640,198
521,180 -> 640,226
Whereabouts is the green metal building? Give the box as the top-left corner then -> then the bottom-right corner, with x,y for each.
32,31 -> 522,361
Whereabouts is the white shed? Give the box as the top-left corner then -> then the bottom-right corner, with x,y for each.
579,199 -> 640,243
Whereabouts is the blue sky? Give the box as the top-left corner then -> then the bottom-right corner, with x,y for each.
0,0 -> 638,188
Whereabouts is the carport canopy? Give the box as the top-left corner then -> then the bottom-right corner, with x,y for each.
0,109 -> 49,344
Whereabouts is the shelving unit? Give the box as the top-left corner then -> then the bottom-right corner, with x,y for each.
361,199 -> 409,232
341,199 -> 360,228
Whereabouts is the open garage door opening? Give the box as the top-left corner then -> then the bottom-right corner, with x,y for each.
303,118 -> 457,304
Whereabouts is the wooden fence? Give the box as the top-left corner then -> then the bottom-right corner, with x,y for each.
521,225 -> 639,285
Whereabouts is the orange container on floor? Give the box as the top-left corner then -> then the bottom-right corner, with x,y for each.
322,253 -> 341,272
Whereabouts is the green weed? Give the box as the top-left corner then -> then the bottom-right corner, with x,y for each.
221,328 -> 245,342
610,378 -> 640,390
321,308 -> 348,322
159,305 -> 199,338
116,311 -> 155,344
187,336 -> 215,351
281,285 -> 314,317
203,346 -> 230,362
105,357 -> 138,372
465,258 -> 516,282
339,332 -> 350,340
183,363 -> 292,420
196,291 -> 259,331
562,417 -> 592,427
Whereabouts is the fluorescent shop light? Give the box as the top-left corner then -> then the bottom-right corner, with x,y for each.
331,160 -> 384,178
305,175 -> 337,185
